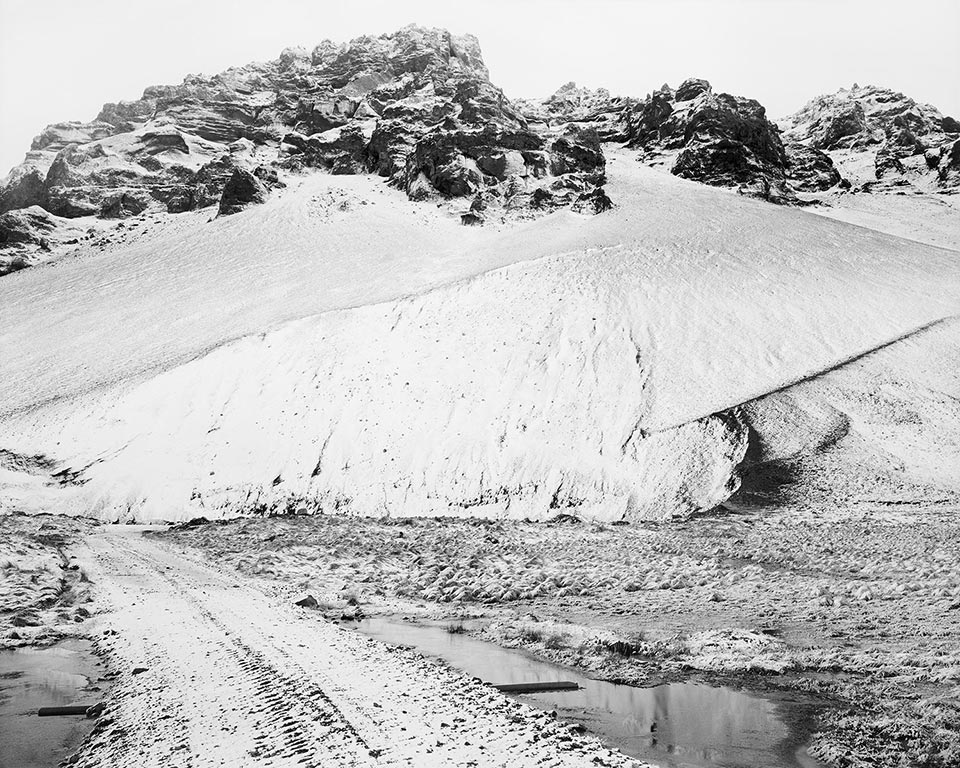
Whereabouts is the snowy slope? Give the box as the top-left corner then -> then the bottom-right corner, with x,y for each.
1,147 -> 959,521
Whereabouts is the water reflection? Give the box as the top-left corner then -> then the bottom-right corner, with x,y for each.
0,640 -> 100,768
356,618 -> 821,768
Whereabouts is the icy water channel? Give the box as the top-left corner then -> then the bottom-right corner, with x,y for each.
0,639 -> 103,768
355,618 -> 825,768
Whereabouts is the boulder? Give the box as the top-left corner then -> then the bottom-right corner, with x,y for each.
218,168 -> 268,215
673,139 -> 792,203
549,128 -> 605,176
875,148 -> 906,179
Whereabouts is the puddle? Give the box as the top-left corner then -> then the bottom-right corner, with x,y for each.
355,618 -> 824,768
0,639 -> 102,768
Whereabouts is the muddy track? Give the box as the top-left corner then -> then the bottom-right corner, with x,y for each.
68,527 -> 637,768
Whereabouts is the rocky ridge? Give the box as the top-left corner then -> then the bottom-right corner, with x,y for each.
780,83 -> 960,194
2,28 -> 958,276
0,25 -> 609,273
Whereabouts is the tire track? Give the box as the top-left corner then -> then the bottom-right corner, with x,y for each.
66,527 -> 643,768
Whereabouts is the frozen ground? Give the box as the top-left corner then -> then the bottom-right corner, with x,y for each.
62,525 -> 643,768
1,147 -> 959,521
160,507 -> 960,768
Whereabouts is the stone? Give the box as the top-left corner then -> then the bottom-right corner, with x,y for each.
1,24 -> 613,222
100,191 -> 150,219
875,148 -> 906,179
938,139 -> 960,189
0,165 -> 48,213
785,142 -> 842,191
218,168 -> 268,215
0,206 -> 57,247
548,128 -> 605,177
294,595 -> 319,608
675,77 -> 712,101
625,80 -> 793,202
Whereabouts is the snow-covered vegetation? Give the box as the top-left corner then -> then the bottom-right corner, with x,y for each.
0,513 -> 96,649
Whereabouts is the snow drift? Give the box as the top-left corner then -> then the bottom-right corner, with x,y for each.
1,148 -> 959,521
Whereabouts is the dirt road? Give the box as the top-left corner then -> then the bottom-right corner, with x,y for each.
70,527 -> 636,768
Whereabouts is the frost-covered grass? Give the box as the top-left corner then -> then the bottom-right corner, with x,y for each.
164,507 -> 960,767
0,512 -> 97,648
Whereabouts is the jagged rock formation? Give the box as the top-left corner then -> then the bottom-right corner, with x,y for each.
784,142 -> 843,191
781,84 -> 960,192
2,29 -> 958,278
514,82 -> 631,140
0,24 -> 609,242
622,79 -> 796,202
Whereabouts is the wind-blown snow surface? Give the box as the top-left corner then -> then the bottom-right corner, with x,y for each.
1,147 -> 959,521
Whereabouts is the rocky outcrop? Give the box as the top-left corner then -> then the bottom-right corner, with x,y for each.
4,27 -> 957,279
625,79 -> 794,202
781,84 -> 960,192
514,82 -> 631,141
1,24 -> 612,245
782,84 -> 949,150
784,142 -> 842,191
939,139 -> 960,188
0,206 -> 83,275
218,168 -> 269,215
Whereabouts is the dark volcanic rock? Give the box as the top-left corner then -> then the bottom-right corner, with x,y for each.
674,77 -> 711,102
781,85 -> 948,150
938,139 -> 960,189
785,142 -> 842,191
782,84 -> 959,192
218,168 -> 269,215
2,24 -> 612,224
515,82 -> 631,141
100,191 -> 151,218
626,79 -> 793,202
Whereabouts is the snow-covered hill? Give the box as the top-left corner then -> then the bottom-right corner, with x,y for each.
2,147 -> 958,521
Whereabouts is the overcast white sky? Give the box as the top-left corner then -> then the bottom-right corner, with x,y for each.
1,0 -> 958,175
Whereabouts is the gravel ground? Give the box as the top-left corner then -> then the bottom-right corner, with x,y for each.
161,508 -> 960,767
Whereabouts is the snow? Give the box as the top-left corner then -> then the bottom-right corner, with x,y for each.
1,146 -> 959,521
66,527 -> 640,768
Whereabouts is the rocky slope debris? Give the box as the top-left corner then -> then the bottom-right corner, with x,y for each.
781,84 -> 960,193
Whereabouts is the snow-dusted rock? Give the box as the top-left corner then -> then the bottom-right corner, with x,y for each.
625,79 -> 794,202
781,84 -> 960,193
